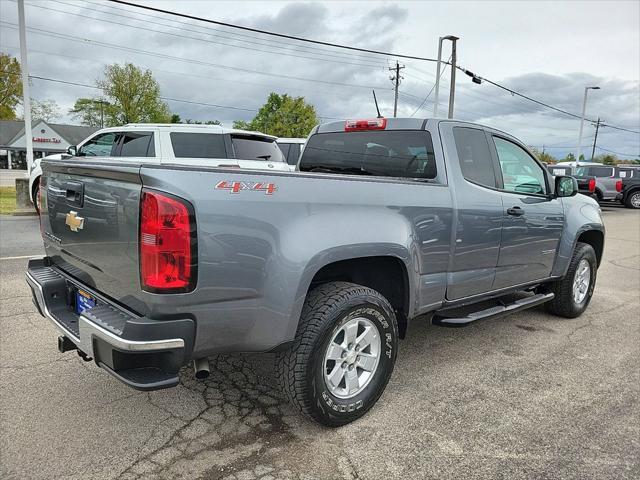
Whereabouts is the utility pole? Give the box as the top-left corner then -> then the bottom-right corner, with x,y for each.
389,61 -> 405,118
433,35 -> 459,118
576,85 -> 600,165
18,0 -> 33,175
448,37 -> 458,119
590,117 -> 601,161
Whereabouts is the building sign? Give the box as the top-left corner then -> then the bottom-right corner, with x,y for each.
33,136 -> 62,143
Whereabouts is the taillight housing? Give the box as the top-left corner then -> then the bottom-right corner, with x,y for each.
588,178 -> 596,193
615,180 -> 623,192
140,189 -> 196,293
345,118 -> 387,131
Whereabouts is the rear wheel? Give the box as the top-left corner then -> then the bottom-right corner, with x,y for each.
277,281 -> 398,427
625,191 -> 640,209
545,242 -> 597,318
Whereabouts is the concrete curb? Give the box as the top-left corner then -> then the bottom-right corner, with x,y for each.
11,209 -> 38,217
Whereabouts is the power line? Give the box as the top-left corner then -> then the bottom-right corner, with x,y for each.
595,146 -> 640,157
0,22 -> 391,91
24,0 -> 390,70
457,68 -> 640,135
27,74 -> 344,119
410,55 -> 451,117
108,0 -> 442,63
55,0 -> 388,65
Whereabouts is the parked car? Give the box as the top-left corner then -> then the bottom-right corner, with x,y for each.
27,117 -> 604,426
616,176 -> 640,208
572,164 -> 623,201
29,124 -> 291,213
276,137 -> 306,166
545,164 -> 596,197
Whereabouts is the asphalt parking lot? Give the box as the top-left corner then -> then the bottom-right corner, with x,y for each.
1,206 -> 639,480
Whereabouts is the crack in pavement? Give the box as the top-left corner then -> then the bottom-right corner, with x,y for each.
116,355 -> 310,480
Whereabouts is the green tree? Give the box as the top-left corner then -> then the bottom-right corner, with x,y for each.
563,152 -> 576,162
529,147 -> 557,164
31,99 -> 61,122
70,63 -> 170,126
598,153 -> 619,165
233,93 -> 318,137
70,98 -> 113,127
185,119 -> 222,125
0,53 -> 23,120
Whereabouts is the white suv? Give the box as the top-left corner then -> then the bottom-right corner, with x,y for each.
29,123 -> 292,213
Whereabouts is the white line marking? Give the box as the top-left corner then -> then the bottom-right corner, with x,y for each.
0,255 -> 42,261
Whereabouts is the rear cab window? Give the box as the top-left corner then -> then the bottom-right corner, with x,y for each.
299,130 -> 437,180
618,168 -> 635,179
170,132 -> 227,158
231,135 -> 285,162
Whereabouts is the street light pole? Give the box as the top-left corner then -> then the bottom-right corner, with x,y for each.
17,0 -> 33,175
433,35 -> 459,118
433,38 -> 444,117
576,86 -> 600,165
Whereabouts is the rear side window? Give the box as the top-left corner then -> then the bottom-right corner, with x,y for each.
118,132 -> 154,157
590,166 -> 614,177
300,131 -> 437,179
278,143 -> 291,160
286,144 -> 301,165
453,127 -> 497,188
231,136 -> 285,162
171,133 -> 226,158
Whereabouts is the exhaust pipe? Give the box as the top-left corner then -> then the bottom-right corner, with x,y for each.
193,357 -> 210,380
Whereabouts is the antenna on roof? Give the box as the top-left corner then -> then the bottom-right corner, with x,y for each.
372,90 -> 383,118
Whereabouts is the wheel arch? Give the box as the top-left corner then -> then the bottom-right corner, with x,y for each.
292,252 -> 415,339
576,229 -> 604,267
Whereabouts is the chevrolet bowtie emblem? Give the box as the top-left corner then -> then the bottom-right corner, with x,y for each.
65,211 -> 85,232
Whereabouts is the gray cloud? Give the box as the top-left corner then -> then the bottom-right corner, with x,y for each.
0,0 -> 637,159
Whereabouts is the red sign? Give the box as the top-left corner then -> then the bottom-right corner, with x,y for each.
32,136 -> 61,143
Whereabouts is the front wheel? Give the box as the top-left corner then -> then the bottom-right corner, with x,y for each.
277,282 -> 398,427
625,191 -> 640,209
545,242 -> 597,318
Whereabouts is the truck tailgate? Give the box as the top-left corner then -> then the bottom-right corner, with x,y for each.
40,159 -> 142,307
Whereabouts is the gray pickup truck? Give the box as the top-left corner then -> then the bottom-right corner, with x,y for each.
27,118 -> 605,426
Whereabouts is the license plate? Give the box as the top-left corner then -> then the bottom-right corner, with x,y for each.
75,289 -> 96,315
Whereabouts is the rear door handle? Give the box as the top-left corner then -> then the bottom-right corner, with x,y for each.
506,206 -> 524,216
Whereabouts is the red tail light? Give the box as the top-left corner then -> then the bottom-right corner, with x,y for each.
615,180 -> 623,192
140,190 -> 196,293
345,118 -> 387,131
588,178 -> 596,193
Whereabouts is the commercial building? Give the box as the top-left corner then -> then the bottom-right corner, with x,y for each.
0,120 -> 98,170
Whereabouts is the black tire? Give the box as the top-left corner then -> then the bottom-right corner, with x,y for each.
545,242 -> 597,318
277,281 -> 398,427
32,179 -> 40,215
625,190 -> 640,209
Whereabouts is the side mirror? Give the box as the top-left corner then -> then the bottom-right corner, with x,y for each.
67,145 -> 77,156
555,175 -> 578,198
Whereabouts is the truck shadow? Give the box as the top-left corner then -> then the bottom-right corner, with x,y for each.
121,305 -> 562,479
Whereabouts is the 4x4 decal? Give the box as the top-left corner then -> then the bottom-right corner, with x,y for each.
215,180 -> 277,195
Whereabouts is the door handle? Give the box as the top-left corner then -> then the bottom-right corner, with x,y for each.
65,181 -> 84,207
506,206 -> 524,216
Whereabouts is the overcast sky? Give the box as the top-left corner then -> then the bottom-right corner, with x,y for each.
1,0 -> 639,159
